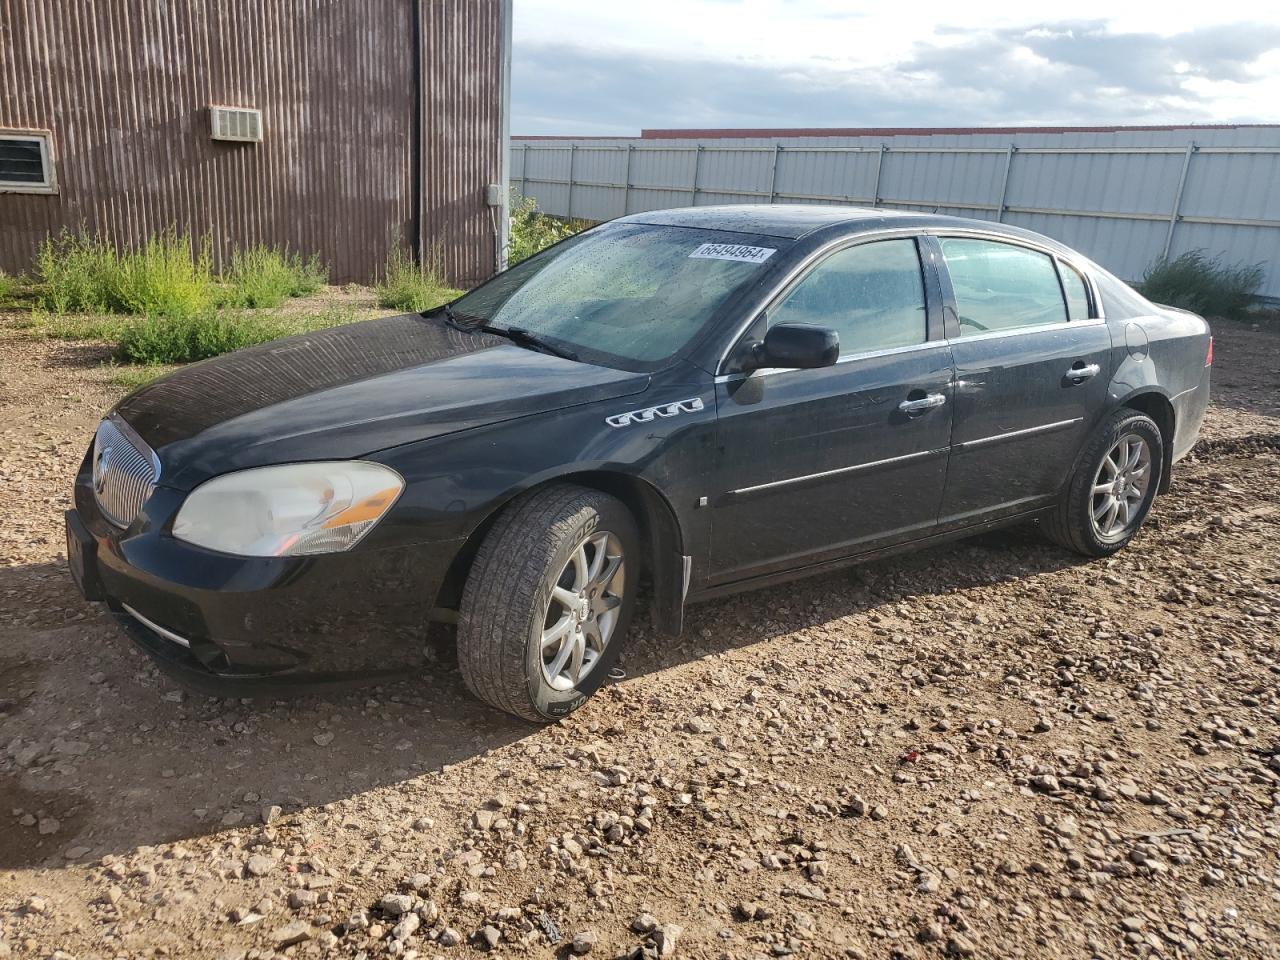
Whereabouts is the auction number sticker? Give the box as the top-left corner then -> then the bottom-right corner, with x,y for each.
688,243 -> 776,264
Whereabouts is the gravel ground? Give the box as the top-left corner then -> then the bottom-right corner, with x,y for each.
1,316 -> 1278,960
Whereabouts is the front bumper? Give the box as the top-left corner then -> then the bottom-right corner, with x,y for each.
70,461 -> 466,693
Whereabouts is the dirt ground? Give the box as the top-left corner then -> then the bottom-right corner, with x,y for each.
1,315 -> 1277,960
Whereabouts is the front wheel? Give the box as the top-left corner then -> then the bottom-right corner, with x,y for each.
457,485 -> 638,722
1042,409 -> 1164,557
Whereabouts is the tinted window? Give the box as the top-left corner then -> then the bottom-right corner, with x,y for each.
449,223 -> 789,371
939,238 -> 1067,335
768,239 -> 926,356
1058,261 -> 1091,320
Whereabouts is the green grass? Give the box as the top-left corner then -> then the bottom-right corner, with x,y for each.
1140,250 -> 1263,321
33,230 -> 331,317
116,311 -> 289,364
375,246 -> 461,312
35,231 -> 119,314
35,229 -> 216,318
0,270 -> 17,306
105,362 -> 173,390
220,245 -> 328,308
115,306 -> 364,365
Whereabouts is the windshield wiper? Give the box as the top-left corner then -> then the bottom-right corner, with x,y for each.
439,303 -> 487,331
488,326 -> 579,362
438,306 -> 578,362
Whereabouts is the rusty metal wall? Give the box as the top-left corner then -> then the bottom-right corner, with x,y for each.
0,0 -> 504,285
420,0 -> 504,287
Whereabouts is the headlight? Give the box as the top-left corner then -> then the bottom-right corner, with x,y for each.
172,461 -> 404,557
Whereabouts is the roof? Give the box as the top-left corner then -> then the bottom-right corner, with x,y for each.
635,123 -> 1280,140
619,204 -> 919,239
615,204 -> 1080,257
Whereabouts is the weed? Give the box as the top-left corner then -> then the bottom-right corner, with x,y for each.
105,362 -> 172,391
1140,251 -> 1263,320
35,231 -> 119,313
508,194 -> 587,265
0,270 -> 17,306
375,244 -> 461,312
117,311 -> 290,364
221,246 -> 328,308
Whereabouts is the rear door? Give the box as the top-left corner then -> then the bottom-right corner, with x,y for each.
708,236 -> 954,585
929,235 -> 1112,526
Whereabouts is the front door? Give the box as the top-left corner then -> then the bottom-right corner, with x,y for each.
709,237 -> 954,585
930,236 -> 1113,525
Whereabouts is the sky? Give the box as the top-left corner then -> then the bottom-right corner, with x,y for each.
511,0 -> 1280,135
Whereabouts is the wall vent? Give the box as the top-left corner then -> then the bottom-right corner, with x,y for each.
210,106 -> 263,143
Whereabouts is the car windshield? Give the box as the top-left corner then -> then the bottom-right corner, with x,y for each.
444,223 -> 790,370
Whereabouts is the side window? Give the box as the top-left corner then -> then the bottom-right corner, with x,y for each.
768,239 -> 926,357
939,238 -> 1067,335
1057,260 -> 1091,320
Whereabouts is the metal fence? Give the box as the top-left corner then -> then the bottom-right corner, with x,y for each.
512,127 -> 1280,298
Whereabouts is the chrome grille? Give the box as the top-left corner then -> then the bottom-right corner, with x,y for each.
92,416 -> 160,527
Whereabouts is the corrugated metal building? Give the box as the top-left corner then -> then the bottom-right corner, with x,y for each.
0,0 -> 512,285
513,124 -> 1280,299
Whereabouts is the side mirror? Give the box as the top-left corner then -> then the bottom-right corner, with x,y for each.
747,322 -> 839,371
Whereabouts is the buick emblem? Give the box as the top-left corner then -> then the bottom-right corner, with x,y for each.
93,445 -> 112,494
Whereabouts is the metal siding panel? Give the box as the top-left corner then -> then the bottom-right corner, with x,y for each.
0,0 -> 504,284
520,127 -> 1280,298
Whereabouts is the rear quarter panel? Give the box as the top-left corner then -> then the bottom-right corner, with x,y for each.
1107,306 -> 1211,460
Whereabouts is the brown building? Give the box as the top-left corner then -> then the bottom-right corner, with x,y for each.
0,0 -> 512,285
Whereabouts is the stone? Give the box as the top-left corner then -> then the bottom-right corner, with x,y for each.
245,855 -> 275,878
273,920 -> 312,949
653,923 -> 683,957
571,930 -> 597,954
632,913 -> 659,934
392,913 -> 421,940
380,894 -> 414,917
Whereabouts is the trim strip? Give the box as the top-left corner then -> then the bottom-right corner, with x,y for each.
122,604 -> 192,649
954,417 -> 1082,451
943,317 -> 1106,346
728,446 -> 948,497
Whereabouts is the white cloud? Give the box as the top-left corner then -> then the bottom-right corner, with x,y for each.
513,1 -> 1280,132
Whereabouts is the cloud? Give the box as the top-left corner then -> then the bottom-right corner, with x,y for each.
512,20 -> 1280,134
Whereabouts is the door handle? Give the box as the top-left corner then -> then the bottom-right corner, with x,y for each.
898,393 -> 947,415
1065,362 -> 1100,382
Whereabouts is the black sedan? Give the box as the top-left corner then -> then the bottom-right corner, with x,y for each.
66,206 -> 1212,721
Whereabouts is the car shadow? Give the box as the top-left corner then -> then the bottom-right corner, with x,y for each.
0,524 -> 1085,869
618,522 -> 1085,683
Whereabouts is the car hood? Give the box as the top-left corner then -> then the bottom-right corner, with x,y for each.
114,313 -> 649,489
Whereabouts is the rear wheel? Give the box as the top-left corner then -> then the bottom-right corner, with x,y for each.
1042,409 -> 1164,557
457,485 -> 638,721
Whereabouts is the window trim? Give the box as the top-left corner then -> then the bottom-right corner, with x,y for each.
1054,256 -> 1095,320
0,128 -> 57,195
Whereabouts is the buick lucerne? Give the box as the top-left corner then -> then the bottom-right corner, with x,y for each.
66,206 -> 1212,720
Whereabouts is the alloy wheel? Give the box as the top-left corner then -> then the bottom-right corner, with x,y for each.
540,530 -> 625,691
1090,433 -> 1152,541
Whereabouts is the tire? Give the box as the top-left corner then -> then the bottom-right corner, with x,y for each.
457,484 -> 639,722
1042,408 -> 1164,557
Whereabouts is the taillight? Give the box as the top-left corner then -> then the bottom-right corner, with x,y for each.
1205,336 -> 1214,367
